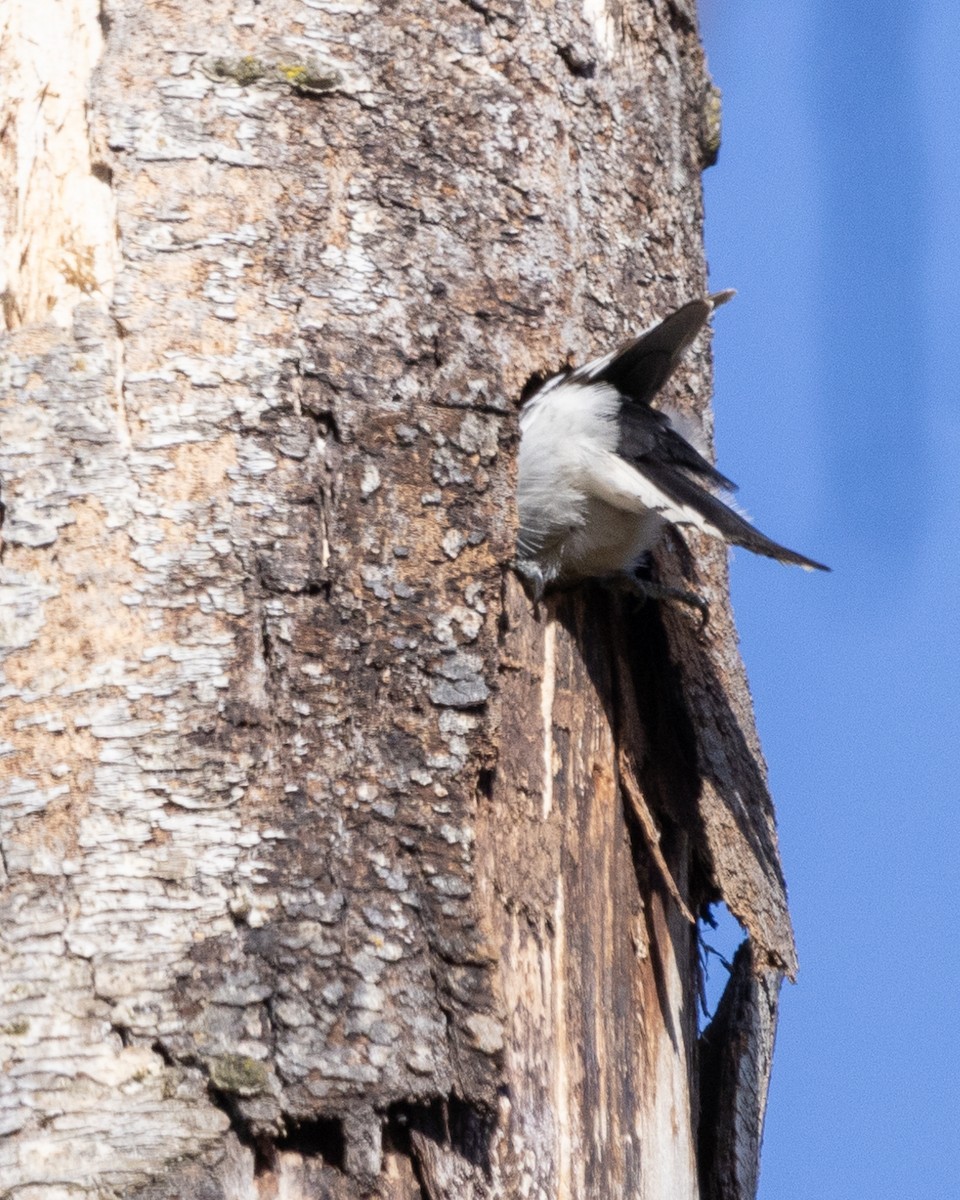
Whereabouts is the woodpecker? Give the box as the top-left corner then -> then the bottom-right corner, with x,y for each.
515,291 -> 829,614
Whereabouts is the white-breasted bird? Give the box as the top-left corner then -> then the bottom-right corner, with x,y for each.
516,291 -> 829,614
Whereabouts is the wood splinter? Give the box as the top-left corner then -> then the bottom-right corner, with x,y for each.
618,750 -> 696,926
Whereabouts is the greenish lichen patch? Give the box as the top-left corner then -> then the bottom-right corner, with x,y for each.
201,54 -> 342,97
206,1053 -> 271,1096
276,61 -> 342,94
209,55 -> 269,86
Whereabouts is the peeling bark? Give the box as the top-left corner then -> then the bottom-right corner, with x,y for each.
1,2 -> 788,1197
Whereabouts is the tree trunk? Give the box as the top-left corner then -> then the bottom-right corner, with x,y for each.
0,2 -> 793,1198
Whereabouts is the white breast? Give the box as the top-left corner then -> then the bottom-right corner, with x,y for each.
517,380 -> 616,557
517,377 -> 723,587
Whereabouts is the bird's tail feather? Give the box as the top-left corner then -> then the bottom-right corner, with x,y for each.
729,522 -> 830,571
644,460 -> 830,571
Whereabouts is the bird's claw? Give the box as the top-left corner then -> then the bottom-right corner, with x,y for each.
514,559 -> 547,609
613,574 -> 710,631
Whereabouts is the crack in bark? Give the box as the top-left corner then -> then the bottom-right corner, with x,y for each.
665,0 -> 697,34
110,1021 -> 132,1048
387,1096 -> 495,1179
203,1084 -> 282,1176
555,43 -> 597,79
431,399 -> 512,416
455,0 -> 496,23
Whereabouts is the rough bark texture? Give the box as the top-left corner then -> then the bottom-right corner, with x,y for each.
1,1 -> 789,1198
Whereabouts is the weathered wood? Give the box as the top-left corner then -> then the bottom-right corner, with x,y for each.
481,581 -> 702,1198
0,1 -> 790,1197
698,941 -> 782,1200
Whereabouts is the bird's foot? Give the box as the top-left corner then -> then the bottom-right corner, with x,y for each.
611,573 -> 710,630
513,558 -> 547,609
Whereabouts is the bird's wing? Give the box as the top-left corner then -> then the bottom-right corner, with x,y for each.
574,291 -> 738,491
572,291 -> 735,407
617,401 -> 737,493
580,450 -> 720,531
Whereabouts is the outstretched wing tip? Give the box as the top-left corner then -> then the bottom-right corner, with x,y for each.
709,288 -> 736,309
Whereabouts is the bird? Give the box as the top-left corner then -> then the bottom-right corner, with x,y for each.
515,291 -> 829,617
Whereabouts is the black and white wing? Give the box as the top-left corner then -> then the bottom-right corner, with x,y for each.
581,291 -> 830,572
572,292 -> 735,405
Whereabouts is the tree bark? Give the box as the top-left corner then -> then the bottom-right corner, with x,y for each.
0,2 -> 793,1198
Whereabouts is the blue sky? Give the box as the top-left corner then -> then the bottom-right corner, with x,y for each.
699,2 -> 960,1196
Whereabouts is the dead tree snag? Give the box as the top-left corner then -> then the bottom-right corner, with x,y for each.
0,2 -> 791,1197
